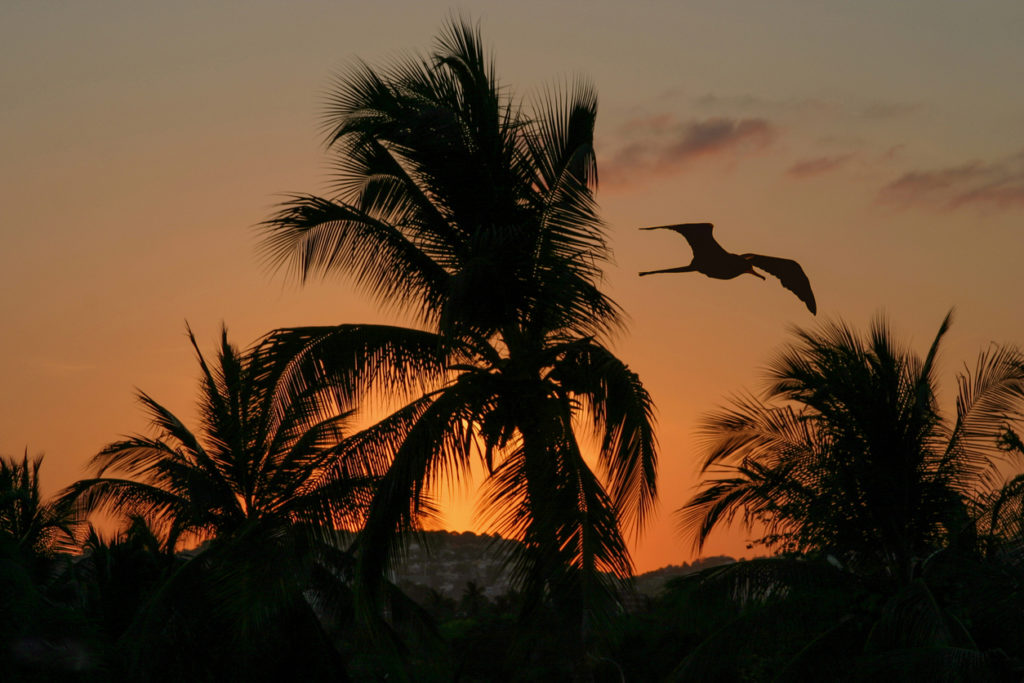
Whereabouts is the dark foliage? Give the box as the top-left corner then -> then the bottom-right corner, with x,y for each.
256,18 -> 658,676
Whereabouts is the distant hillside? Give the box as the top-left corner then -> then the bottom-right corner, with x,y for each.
631,555 -> 737,596
388,530 -> 736,602
391,530 -> 517,601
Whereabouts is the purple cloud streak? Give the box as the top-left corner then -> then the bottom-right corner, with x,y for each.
787,154 -> 853,178
879,151 -> 1024,211
601,115 -> 776,187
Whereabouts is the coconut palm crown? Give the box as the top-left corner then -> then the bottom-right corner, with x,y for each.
680,312 -> 1024,581
258,19 -> 657,621
60,326 -> 377,551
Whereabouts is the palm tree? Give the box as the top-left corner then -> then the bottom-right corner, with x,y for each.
62,326 -> 375,548
0,450 -> 75,558
72,517 -> 171,640
679,312 -> 1024,581
0,451 -> 92,681
60,326 -> 380,679
666,313 -> 1024,679
258,17 -> 657,655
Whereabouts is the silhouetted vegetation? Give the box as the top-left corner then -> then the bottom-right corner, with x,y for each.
654,312 -> 1024,680
7,16 -> 1024,683
256,16 -> 656,678
8,319 -> 1024,680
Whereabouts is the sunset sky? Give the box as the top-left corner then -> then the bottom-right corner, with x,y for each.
3,1 -> 1024,572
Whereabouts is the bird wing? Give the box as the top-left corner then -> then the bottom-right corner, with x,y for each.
743,254 -> 817,314
640,223 -> 726,256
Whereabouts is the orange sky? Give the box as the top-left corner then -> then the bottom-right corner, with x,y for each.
3,2 -> 1024,572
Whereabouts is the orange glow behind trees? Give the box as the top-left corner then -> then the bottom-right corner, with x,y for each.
4,2 -> 1024,572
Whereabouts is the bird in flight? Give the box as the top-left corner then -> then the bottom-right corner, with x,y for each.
639,222 -> 816,314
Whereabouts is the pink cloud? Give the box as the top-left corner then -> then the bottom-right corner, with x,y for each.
879,151 -> 1024,211
786,154 -> 853,178
663,118 -> 774,161
601,115 -> 777,187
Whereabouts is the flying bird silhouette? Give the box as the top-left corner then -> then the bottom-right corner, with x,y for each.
639,222 -> 816,314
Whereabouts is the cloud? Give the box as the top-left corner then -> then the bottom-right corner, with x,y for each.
786,154 -> 853,178
859,101 -> 923,119
665,118 -> 774,160
601,115 -> 777,187
878,150 -> 1024,211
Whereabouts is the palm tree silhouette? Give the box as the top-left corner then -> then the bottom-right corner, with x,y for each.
258,18 -> 657,652
1,451 -> 75,560
62,326 -> 375,548
67,516 -> 172,647
60,326 -> 378,679
679,312 -> 1024,581
667,314 -> 1024,679
0,455 -> 90,681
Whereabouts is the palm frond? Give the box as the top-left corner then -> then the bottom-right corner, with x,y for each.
0,452 -> 79,555
259,195 -> 449,320
946,342 -> 1024,491
550,339 -> 658,538
58,477 -> 196,550
254,324 -> 454,414
479,414 -> 631,628
355,379 -> 496,608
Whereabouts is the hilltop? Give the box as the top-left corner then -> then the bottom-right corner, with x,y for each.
389,530 -> 736,602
